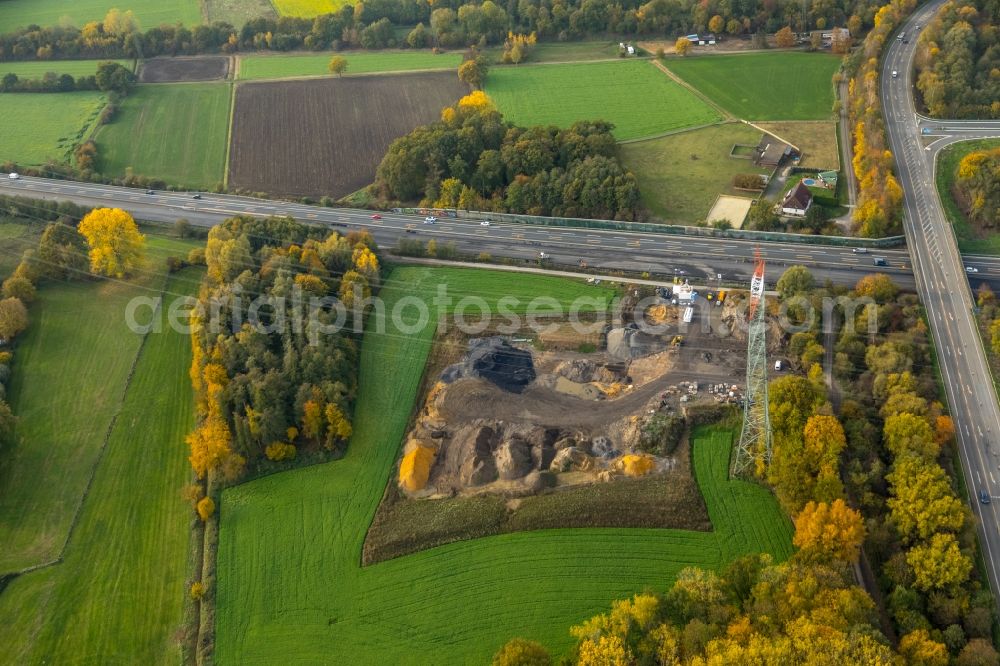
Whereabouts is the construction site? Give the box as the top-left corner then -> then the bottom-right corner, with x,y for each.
363,275 -> 788,561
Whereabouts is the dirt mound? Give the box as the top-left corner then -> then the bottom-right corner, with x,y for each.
399,445 -> 436,492
442,337 -> 535,393
606,326 -> 669,360
139,56 -> 229,83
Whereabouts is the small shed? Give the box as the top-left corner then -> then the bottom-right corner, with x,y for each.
818,170 -> 838,188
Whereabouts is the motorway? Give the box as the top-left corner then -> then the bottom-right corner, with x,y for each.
883,2 -> 1000,601
7,175 -> 1000,293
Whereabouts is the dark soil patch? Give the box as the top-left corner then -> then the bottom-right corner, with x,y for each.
139,57 -> 230,83
227,71 -> 468,198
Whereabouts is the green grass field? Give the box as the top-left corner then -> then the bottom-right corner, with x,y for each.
485,60 -> 721,140
0,235 -> 198,574
0,262 -> 202,664
665,52 -> 841,120
214,266 -> 792,664
94,83 -> 230,189
273,0 -> 348,17
0,59 -> 133,79
238,51 -> 463,80
485,41 -> 625,64
0,220 -> 45,278
936,139 -> 1000,254
0,0 -> 201,30
0,92 -> 106,166
620,123 -> 770,222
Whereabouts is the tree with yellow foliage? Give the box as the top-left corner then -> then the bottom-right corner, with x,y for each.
883,412 -> 938,460
196,496 -> 215,521
352,245 -> 379,280
325,403 -> 352,444
708,15 -> 724,33
907,533 -> 973,592
77,207 -> 146,277
186,415 -> 244,480
674,37 -> 692,55
886,455 -> 965,543
793,499 -> 865,564
328,56 -> 347,76
898,629 -> 949,666
492,638 -> 551,666
458,90 -> 495,112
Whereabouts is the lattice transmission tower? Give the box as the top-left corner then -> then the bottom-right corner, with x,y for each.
732,250 -> 773,478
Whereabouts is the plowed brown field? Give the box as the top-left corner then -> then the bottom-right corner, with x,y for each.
228,72 -> 468,198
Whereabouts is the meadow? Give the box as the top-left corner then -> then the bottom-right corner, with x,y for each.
214,266 -> 792,663
664,52 -> 841,120
94,83 -> 231,189
485,60 -> 721,141
0,0 -> 200,30
0,59 -> 133,79
620,123 -> 771,222
0,259 -> 202,664
272,0 -> 347,18
238,50 -> 463,80
936,139 -> 1000,254
0,234 -> 197,574
0,92 -> 106,166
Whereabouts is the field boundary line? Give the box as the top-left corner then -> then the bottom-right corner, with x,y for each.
617,119 -> 729,145
223,82 -> 237,190
239,65 -> 458,83
652,59 -> 733,121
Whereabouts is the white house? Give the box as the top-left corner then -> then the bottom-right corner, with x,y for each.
781,181 -> 813,217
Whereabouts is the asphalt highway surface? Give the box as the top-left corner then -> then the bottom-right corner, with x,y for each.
7,174 -> 1000,292
884,0 -> 1000,600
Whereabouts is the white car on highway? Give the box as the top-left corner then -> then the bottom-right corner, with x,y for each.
966,266 -> 979,273
423,216 -> 437,224
7,172 -> 19,180
480,220 -> 491,227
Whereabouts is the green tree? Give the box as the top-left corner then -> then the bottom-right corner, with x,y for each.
406,22 -> 430,48
777,265 -> 814,298
95,61 -> 136,94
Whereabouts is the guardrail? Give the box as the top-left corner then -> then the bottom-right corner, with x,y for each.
395,207 -> 907,248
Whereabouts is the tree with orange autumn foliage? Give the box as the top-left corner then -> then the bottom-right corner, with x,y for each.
793,499 -> 865,564
77,207 -> 146,277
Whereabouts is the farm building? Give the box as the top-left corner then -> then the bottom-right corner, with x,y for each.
781,181 -> 813,216
754,136 -> 797,167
